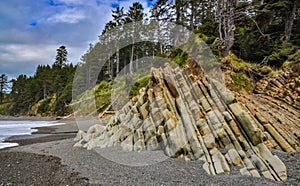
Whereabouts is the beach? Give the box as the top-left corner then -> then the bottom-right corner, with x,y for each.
0,118 -> 299,186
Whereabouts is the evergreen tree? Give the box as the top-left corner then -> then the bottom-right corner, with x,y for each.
0,74 -> 8,103
54,45 -> 68,67
125,2 -> 144,74
112,6 -> 126,75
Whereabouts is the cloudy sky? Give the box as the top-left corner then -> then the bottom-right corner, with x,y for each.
0,0 -> 153,79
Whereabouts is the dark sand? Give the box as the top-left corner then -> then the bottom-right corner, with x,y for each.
0,117 -> 299,186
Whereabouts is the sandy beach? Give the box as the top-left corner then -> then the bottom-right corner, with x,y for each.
0,118 -> 299,186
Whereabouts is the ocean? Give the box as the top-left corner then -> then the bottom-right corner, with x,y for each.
0,120 -> 62,149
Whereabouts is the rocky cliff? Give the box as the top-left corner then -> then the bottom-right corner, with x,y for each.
74,62 -> 300,181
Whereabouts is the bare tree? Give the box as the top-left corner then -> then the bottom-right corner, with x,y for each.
216,0 -> 237,57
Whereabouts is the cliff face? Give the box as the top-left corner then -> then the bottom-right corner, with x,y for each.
74,62 -> 300,181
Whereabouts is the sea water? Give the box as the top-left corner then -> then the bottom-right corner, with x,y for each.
0,120 -> 62,149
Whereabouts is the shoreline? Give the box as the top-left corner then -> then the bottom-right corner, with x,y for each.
3,117 -> 79,147
0,115 -> 57,121
2,117 -> 101,147
1,118 -> 299,185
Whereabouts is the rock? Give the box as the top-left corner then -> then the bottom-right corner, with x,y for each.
134,139 -> 146,152
224,91 -> 236,105
73,139 -> 84,147
121,133 -> 134,151
227,149 -> 242,166
74,130 -> 86,142
256,143 -> 287,180
164,117 -> 177,132
261,170 -> 274,180
139,102 -> 149,119
250,170 -> 261,178
146,136 -> 160,150
229,103 -> 263,146
250,154 -> 268,172
203,133 -> 216,149
240,167 -> 251,176
74,64 -> 297,182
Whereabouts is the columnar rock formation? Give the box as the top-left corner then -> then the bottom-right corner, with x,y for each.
74,63 -> 300,181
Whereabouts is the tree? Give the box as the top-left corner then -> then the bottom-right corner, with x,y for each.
10,75 -> 28,114
285,0 -> 297,41
0,74 -> 8,103
54,45 -> 68,67
112,6 -> 126,75
216,0 -> 238,57
125,2 -> 144,74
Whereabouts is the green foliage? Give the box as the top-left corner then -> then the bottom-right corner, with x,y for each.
223,52 -> 257,69
268,70 -> 283,78
72,81 -> 112,115
230,72 -> 254,93
0,93 -> 12,115
0,74 -> 8,104
129,76 -> 150,97
8,46 -> 76,116
0,102 -> 12,115
94,81 -> 112,112
288,49 -> 300,62
266,42 -> 297,67
170,49 -> 189,67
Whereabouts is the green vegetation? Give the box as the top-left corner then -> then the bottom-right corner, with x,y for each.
224,52 -> 257,69
94,81 -> 112,112
170,49 -> 189,67
2,46 -> 76,116
72,81 -> 112,115
0,102 -> 11,115
230,72 -> 254,93
129,76 -> 150,97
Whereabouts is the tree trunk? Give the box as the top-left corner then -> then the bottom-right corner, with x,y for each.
285,0 -> 297,42
108,52 -> 112,80
130,44 -> 134,74
116,45 -> 120,75
190,0 -> 195,30
175,0 -> 182,25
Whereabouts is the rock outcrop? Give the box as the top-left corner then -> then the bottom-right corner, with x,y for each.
75,63 -> 300,181
255,63 -> 300,109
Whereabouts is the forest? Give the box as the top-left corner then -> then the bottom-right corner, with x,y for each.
0,0 -> 299,116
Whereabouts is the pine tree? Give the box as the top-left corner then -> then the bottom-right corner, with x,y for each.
112,7 -> 126,75
125,2 -> 144,74
54,45 -> 68,67
0,74 -> 8,103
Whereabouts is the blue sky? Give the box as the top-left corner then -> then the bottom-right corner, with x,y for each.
0,0 -> 153,79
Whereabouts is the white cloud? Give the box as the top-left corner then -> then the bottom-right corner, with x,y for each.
0,0 -> 153,79
0,43 -> 84,63
0,44 -> 56,62
47,8 -> 86,24
0,43 -> 85,78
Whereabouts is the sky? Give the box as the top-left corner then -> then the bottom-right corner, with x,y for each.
0,0 -> 153,80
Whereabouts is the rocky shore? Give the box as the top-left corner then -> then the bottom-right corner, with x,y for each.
0,116 -> 298,185
74,63 -> 299,182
